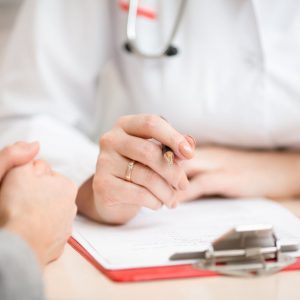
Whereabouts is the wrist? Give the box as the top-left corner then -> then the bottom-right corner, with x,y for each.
77,176 -> 140,224
0,203 -> 46,265
3,219 -> 46,267
257,151 -> 300,199
76,176 -> 102,221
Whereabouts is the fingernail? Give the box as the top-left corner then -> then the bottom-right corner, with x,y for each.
19,141 -> 39,150
171,201 -> 178,209
29,141 -> 39,147
33,160 -> 45,175
179,141 -> 193,158
20,144 -> 32,151
166,203 -> 173,209
185,135 -> 196,148
28,141 -> 40,152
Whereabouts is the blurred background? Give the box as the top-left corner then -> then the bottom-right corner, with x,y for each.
0,0 -> 22,61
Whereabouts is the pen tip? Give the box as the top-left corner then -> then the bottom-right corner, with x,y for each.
164,151 -> 174,166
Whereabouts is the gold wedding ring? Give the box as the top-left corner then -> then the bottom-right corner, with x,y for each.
125,160 -> 136,182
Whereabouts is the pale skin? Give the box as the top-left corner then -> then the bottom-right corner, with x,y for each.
176,146 -> 300,202
0,142 -> 78,266
76,114 -> 300,225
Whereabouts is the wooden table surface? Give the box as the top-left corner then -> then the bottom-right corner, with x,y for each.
44,199 -> 300,300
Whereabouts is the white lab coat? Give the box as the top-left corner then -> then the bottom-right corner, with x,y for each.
0,0 -> 300,185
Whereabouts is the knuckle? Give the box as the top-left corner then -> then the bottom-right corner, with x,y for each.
99,132 -> 115,149
152,200 -> 162,211
51,252 -> 60,263
169,169 -> 183,187
65,229 -> 73,239
69,182 -> 78,198
140,141 -> 157,163
165,187 -> 176,203
143,115 -> 159,133
71,181 -> 78,192
34,159 -> 51,172
51,244 -> 65,262
57,245 -> 65,257
2,145 -> 16,160
72,204 -> 78,216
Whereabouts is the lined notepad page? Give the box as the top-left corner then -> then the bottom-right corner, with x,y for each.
72,199 -> 300,270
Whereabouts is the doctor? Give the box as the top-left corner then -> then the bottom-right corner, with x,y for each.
1,0 -> 300,224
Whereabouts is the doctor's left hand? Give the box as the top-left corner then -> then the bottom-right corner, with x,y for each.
76,114 -> 195,225
175,146 -> 300,202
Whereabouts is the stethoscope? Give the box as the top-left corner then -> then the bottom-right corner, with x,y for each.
123,0 -> 188,58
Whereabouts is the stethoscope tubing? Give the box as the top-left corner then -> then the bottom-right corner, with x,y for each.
125,0 -> 188,58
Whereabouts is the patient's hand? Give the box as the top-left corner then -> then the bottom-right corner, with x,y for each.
0,159 -> 78,266
0,141 -> 39,181
175,146 -> 300,202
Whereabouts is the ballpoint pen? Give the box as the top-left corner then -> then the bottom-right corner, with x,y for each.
160,116 -> 175,166
162,144 -> 174,166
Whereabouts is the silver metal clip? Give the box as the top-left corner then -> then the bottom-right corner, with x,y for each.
170,224 -> 297,277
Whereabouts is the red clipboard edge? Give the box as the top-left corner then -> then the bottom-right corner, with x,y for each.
68,237 -> 300,282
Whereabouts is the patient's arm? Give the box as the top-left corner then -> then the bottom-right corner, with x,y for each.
175,146 -> 300,202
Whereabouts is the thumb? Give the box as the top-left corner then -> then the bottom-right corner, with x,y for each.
0,141 -> 40,179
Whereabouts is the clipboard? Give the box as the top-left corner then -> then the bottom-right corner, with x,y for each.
69,237 -> 218,282
69,224 -> 300,282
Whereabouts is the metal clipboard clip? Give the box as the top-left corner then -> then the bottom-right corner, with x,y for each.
170,224 -> 298,277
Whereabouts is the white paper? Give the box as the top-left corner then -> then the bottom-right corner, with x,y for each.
72,198 -> 300,270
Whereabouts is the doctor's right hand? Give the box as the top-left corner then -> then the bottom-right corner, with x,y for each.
77,114 -> 195,225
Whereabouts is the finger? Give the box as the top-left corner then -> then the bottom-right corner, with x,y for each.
0,141 -> 40,179
196,172 -> 227,196
118,114 -> 194,159
182,147 -> 227,177
110,132 -> 189,190
94,175 -> 163,210
177,171 -> 234,203
184,135 -> 196,152
33,159 -> 53,176
175,175 -> 205,203
108,154 -> 176,208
